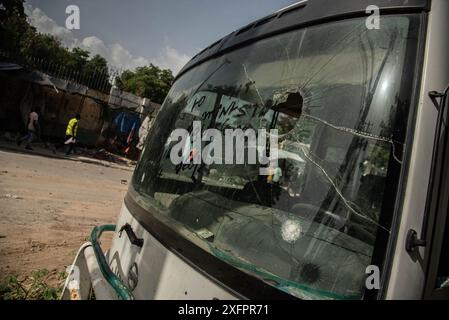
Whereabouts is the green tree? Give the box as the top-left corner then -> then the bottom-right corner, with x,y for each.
20,33 -> 69,63
86,54 -> 108,70
116,64 -> 174,104
0,0 -> 25,18
0,0 -> 168,96
83,54 -> 110,91
67,47 -> 89,70
0,0 -> 30,54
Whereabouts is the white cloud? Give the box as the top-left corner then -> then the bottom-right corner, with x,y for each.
154,46 -> 191,75
24,4 -> 190,74
25,4 -> 77,48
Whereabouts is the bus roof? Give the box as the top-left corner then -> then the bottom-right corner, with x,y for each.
176,0 -> 429,80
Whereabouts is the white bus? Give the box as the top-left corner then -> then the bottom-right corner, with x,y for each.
63,0 -> 449,300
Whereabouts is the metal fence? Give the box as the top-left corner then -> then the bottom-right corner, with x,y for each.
0,50 -> 122,93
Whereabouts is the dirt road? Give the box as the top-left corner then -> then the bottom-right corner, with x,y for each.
0,148 -> 132,284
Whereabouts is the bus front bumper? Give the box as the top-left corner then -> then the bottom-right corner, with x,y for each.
60,225 -> 134,300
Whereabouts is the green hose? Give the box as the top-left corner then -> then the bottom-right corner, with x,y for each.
90,224 -> 135,300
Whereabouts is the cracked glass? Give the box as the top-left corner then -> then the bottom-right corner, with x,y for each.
131,15 -> 421,299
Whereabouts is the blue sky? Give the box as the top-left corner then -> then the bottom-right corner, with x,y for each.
25,0 -> 296,74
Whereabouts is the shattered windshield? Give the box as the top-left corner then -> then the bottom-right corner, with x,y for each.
131,15 -> 420,299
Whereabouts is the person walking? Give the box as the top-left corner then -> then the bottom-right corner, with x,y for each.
17,108 -> 40,150
56,113 -> 80,156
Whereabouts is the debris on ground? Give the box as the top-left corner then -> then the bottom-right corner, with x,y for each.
93,148 -> 130,166
1,135 -> 136,169
1,194 -> 23,200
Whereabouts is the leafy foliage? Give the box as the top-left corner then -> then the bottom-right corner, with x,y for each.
116,64 -> 174,104
0,0 -> 31,55
0,0 -> 174,99
0,269 -> 66,300
0,1 -> 110,90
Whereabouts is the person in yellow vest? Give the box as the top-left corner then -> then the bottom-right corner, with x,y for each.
56,113 -> 80,155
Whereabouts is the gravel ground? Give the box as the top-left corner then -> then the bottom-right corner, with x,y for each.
0,148 -> 132,286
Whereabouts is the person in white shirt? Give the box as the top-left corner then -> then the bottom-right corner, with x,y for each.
17,109 -> 40,150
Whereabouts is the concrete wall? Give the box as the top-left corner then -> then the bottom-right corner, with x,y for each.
40,87 -> 106,146
0,73 -> 29,132
0,72 -> 160,148
0,72 -> 106,147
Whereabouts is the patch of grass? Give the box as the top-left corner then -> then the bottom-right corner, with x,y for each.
0,268 -> 66,300
57,271 -> 67,281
